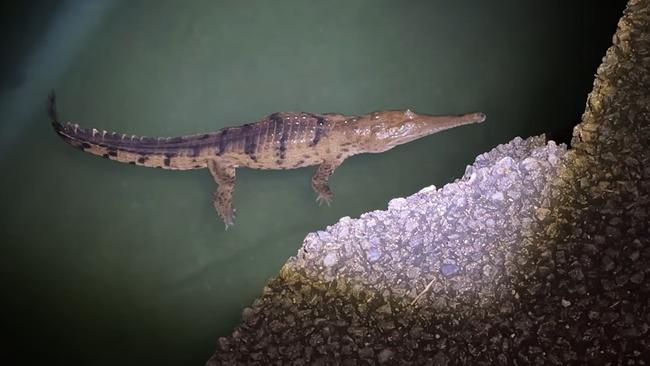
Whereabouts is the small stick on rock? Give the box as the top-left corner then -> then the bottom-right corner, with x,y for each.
411,277 -> 436,306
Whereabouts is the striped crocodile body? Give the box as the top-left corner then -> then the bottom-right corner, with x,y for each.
48,93 -> 486,228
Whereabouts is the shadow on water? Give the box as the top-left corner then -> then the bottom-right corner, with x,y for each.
524,2 -> 625,147
0,0 -> 627,365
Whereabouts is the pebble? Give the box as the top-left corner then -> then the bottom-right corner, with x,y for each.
323,253 -> 338,267
441,263 -> 460,277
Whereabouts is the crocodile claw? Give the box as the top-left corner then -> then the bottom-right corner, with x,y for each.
316,192 -> 333,206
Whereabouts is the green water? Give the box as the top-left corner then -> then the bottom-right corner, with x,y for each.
1,0 -> 621,364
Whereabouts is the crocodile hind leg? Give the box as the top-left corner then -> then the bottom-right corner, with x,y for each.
207,159 -> 237,229
311,159 -> 343,206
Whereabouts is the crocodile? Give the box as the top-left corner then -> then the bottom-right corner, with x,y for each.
48,92 -> 486,228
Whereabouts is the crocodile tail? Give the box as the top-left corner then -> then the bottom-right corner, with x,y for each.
47,92 -> 216,170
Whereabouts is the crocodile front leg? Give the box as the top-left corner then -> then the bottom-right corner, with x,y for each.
207,159 -> 237,229
311,159 -> 343,206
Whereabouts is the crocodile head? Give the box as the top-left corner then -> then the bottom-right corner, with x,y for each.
351,109 -> 486,153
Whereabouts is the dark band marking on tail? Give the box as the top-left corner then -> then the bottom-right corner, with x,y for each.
189,145 -> 202,157
268,113 -> 282,137
217,129 -> 229,155
242,123 -> 257,160
278,125 -> 288,161
310,115 -> 326,147
189,134 -> 212,157
268,113 -> 287,162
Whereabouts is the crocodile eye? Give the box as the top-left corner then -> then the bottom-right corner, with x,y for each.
370,123 -> 382,133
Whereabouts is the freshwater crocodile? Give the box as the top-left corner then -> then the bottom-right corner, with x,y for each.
48,93 -> 486,228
